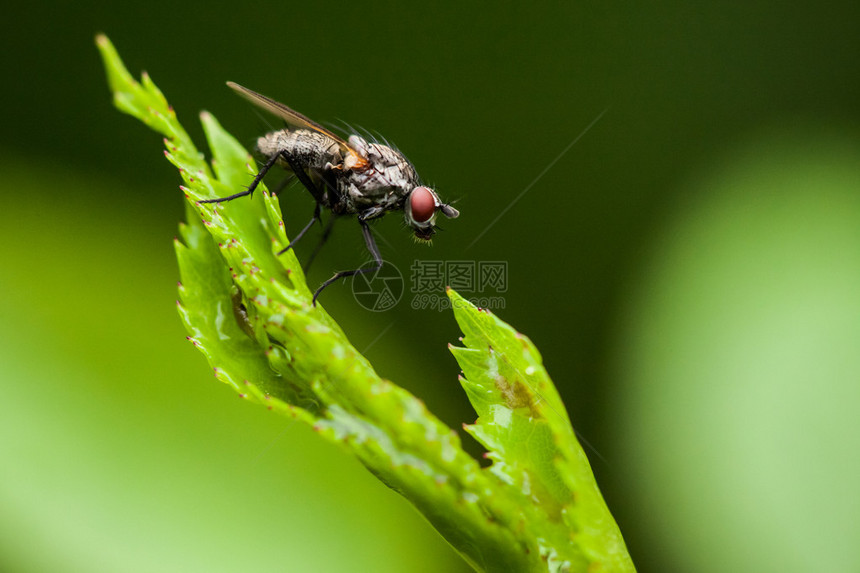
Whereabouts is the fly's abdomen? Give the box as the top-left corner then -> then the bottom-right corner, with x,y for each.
257,129 -> 342,171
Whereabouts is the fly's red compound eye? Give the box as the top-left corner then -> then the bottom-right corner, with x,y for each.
410,186 -> 436,223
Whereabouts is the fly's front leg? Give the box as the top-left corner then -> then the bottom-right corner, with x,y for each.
200,153 -> 281,204
358,205 -> 386,222
312,218 -> 382,306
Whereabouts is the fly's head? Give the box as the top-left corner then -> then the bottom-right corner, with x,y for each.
405,186 -> 460,242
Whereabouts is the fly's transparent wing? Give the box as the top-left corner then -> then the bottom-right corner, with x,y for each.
227,82 -> 367,168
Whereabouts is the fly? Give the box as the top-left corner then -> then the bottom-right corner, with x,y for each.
201,82 -> 460,305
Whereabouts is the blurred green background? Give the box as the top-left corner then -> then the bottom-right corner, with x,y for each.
1,2 -> 859,572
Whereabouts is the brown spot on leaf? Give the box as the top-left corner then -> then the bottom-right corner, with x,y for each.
494,375 -> 538,416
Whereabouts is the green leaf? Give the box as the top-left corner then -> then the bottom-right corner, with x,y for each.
447,289 -> 635,571
97,34 -> 633,572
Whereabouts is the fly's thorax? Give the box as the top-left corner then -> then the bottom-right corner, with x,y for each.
347,135 -> 415,173
343,136 -> 419,200
256,129 -> 342,170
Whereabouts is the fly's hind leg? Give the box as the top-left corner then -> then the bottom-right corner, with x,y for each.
304,214 -> 337,271
281,153 -> 325,205
274,152 -> 329,254
269,173 -> 295,196
278,201 -> 321,255
200,153 -> 281,204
